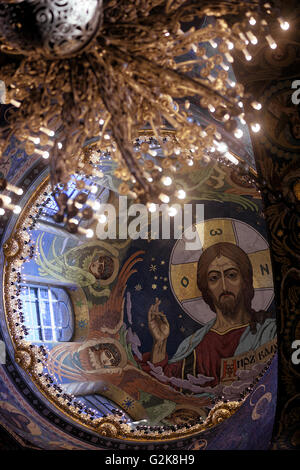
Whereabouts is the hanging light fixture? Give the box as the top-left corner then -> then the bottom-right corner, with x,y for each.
0,0 -> 289,223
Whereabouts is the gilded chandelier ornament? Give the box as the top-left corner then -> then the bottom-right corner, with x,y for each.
0,0 -> 290,225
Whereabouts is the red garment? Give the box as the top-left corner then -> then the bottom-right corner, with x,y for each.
139,326 -> 248,387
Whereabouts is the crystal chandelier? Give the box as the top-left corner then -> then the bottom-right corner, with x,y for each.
0,0 -> 289,227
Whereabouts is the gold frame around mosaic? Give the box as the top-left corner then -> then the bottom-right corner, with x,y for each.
2,169 -> 247,443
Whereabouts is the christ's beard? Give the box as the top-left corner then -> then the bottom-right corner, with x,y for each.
216,292 -> 242,318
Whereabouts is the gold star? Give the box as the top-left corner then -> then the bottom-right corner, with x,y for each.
163,285 -> 168,290
152,284 -> 157,290
149,264 -> 157,272
135,284 -> 142,291
161,260 -> 165,265
154,275 -> 158,280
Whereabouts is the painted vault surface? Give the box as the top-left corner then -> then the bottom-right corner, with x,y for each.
0,147 -> 278,449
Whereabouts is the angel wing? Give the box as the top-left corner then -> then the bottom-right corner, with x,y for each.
46,251 -> 144,381
36,233 -> 97,287
87,250 -> 145,338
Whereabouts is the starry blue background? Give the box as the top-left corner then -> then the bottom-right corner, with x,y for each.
124,198 -> 276,358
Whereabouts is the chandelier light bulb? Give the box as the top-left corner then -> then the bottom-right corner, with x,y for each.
40,127 -> 55,137
234,129 -> 244,139
74,201 -> 83,210
90,186 -> 98,194
238,32 -> 246,43
217,142 -> 228,153
279,19 -> 289,30
0,208 -> 5,216
15,187 -> 24,196
251,101 -> 262,110
249,16 -> 256,25
227,41 -> 234,50
6,182 -> 23,196
251,123 -> 261,133
58,142 -> 63,149
244,50 -> 252,61
28,136 -> 40,145
162,176 -> 172,186
69,218 -> 79,225
176,189 -> 186,200
239,115 -> 247,125
209,40 -> 218,48
9,99 -> 21,108
147,203 -> 157,213
246,31 -> 258,45
266,35 -> 277,49
42,151 -> 50,159
93,201 -> 101,210
224,152 -> 239,165
168,206 -> 177,217
224,52 -> 234,63
85,229 -> 94,238
98,214 -> 107,224
159,193 -> 170,203
221,63 -> 230,71
12,205 -> 21,214
35,149 -> 50,159
1,195 -> 11,204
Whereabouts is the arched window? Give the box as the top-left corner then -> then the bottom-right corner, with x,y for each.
20,284 -> 74,342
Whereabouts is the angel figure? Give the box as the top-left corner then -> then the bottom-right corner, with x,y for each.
46,250 -> 211,422
35,233 -> 132,298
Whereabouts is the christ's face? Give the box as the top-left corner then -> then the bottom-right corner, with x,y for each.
207,255 -> 243,316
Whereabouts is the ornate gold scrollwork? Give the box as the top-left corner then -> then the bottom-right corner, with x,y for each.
206,401 -> 241,427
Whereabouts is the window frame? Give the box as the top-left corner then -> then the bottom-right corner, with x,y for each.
20,282 -> 75,343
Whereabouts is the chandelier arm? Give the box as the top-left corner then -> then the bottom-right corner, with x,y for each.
85,53 -> 152,198
172,0 -> 259,16
106,45 -> 238,111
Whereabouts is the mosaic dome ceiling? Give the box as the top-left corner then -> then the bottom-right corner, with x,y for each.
0,129 -> 278,449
